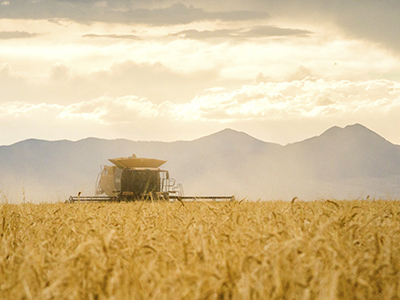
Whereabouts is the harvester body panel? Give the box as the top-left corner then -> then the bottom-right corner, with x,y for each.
96,165 -> 117,196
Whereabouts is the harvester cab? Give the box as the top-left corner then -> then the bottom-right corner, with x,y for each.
68,154 -> 234,203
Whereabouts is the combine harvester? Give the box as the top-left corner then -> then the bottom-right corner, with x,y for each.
68,154 -> 234,203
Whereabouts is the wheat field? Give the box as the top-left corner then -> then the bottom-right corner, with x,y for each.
1,200 -> 400,299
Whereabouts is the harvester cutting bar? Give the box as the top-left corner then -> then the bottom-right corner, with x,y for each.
68,195 -> 235,203
68,196 -> 117,203
169,196 -> 235,202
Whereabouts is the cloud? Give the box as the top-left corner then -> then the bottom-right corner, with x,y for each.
0,31 -> 40,39
0,59 -> 221,105
50,63 -> 71,81
166,78 -> 400,121
1,0 -> 399,56
171,25 -> 311,40
2,78 -> 400,124
0,62 -> 12,77
82,33 -> 140,40
0,2 -> 269,25
0,95 -> 156,123
244,0 -> 400,55
333,1 -> 400,54
0,101 -> 62,117
239,26 -> 311,37
77,60 -> 220,104
58,95 -> 159,123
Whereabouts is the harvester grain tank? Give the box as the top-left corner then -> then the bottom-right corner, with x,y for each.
68,154 -> 234,202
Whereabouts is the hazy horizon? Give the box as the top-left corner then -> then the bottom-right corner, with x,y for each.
1,123 -> 400,203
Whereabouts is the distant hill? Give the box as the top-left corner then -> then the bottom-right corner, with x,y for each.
283,124 -> 400,179
1,124 -> 400,202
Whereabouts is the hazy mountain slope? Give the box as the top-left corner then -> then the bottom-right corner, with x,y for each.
161,129 -> 283,195
283,124 -> 400,180
1,124 -> 400,202
0,129 -> 282,201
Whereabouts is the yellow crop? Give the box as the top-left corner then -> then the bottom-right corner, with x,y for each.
1,200 -> 400,299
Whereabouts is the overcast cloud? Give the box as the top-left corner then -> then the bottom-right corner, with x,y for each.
0,0 -> 399,52
0,0 -> 400,146
0,2 -> 270,24
0,31 -> 40,39
171,26 -> 312,40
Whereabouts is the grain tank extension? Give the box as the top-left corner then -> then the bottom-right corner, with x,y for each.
68,154 -> 234,202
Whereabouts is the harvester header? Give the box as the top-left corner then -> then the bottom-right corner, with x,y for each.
108,154 -> 166,169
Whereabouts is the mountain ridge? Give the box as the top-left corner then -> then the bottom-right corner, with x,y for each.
2,124 -> 397,148
1,124 -> 399,202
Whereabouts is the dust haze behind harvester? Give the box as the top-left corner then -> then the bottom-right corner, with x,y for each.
68,153 -> 234,202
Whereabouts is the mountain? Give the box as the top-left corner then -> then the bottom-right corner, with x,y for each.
283,124 -> 400,179
1,124 -> 400,202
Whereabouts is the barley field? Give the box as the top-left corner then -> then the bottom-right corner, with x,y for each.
1,200 -> 400,300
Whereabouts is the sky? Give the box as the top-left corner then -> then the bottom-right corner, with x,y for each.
1,0 -> 400,146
